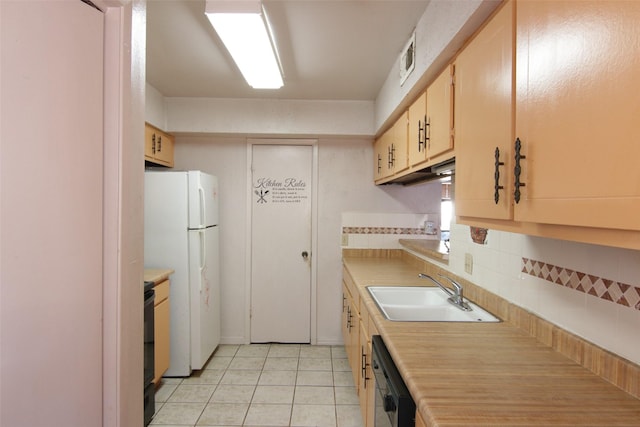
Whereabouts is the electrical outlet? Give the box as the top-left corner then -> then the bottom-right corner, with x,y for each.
464,253 -> 473,274
341,234 -> 349,246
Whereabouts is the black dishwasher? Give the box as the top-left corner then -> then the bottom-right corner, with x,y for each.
143,281 -> 155,426
371,335 -> 415,427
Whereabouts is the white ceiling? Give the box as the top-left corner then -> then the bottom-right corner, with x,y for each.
146,0 -> 430,101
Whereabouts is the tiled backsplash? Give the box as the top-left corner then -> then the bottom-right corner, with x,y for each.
522,258 -> 640,311
342,226 -> 429,235
341,212 -> 440,249
445,222 -> 640,366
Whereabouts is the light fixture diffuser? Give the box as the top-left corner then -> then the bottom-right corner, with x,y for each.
205,0 -> 283,89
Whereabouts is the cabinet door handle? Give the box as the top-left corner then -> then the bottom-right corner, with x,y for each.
494,147 -> 505,204
391,144 -> 396,166
157,135 -> 162,152
387,144 -> 395,168
514,138 -> 526,203
151,133 -> 156,154
425,115 -> 431,149
418,119 -> 425,152
377,154 -> 382,174
361,348 -> 370,387
342,293 -> 347,312
345,306 -> 350,328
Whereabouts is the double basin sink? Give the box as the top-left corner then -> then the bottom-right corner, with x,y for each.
367,285 -> 500,322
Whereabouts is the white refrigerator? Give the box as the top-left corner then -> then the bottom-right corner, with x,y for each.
144,170 -> 221,377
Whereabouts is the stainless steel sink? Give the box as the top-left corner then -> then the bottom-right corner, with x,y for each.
367,286 -> 500,322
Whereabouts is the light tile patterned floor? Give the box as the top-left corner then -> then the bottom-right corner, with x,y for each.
152,344 -> 364,427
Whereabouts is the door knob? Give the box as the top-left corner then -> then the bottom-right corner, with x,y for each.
301,251 -> 309,260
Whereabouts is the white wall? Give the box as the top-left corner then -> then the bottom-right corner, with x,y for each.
173,136 -> 442,344
166,97 -> 375,136
145,82 -> 167,129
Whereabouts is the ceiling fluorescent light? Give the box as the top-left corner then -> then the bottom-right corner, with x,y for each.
205,0 -> 283,89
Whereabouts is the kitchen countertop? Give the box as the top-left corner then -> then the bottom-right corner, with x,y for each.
343,254 -> 640,426
144,269 -> 174,285
398,238 -> 449,263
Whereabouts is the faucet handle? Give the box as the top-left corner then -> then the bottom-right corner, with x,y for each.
437,274 -> 471,310
439,274 -> 462,291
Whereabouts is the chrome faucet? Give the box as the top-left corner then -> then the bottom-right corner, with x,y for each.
418,273 -> 472,311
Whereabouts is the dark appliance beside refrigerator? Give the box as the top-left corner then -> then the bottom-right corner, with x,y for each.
143,281 -> 155,426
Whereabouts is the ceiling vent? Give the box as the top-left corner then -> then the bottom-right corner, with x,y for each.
400,31 -> 416,86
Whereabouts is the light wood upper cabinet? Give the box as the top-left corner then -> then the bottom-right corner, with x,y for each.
408,92 -> 427,166
373,128 -> 393,181
374,112 -> 409,182
392,111 -> 409,174
375,61 -> 454,184
145,122 -> 174,167
425,64 -> 455,163
407,66 -> 455,170
373,136 -> 386,181
455,0 -> 514,221
455,0 -> 640,249
513,0 -> 640,231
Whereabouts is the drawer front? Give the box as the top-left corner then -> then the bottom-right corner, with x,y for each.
342,267 -> 360,313
154,298 -> 170,383
154,279 -> 170,305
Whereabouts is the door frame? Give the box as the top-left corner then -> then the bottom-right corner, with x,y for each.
245,139 -> 319,344
94,0 -> 146,425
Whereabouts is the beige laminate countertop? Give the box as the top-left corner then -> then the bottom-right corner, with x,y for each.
343,255 -> 640,426
144,269 -> 174,285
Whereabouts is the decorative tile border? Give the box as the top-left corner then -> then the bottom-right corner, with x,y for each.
342,226 -> 431,235
522,258 -> 640,310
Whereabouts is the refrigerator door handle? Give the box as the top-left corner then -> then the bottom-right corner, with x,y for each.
198,186 -> 206,228
199,230 -> 206,281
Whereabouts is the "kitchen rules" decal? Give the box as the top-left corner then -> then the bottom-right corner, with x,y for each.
253,177 -> 308,204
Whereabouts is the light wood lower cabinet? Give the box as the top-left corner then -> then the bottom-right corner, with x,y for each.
342,279 -> 360,386
342,267 -> 377,427
153,279 -> 170,384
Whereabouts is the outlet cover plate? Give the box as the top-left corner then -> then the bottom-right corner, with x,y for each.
464,253 -> 473,274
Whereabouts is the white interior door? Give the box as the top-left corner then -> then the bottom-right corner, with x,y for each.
251,145 -> 313,343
